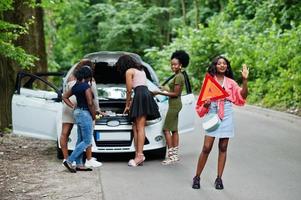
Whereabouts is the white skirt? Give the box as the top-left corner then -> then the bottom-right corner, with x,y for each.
62,95 -> 76,123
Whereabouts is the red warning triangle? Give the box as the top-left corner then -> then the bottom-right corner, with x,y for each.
196,73 -> 229,105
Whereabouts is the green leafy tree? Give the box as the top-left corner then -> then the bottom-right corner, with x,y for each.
0,0 -> 47,130
43,0 -> 301,115
145,1 -> 301,114
45,0 -> 170,69
43,0 -> 90,71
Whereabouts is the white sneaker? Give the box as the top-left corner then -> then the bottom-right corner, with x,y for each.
85,158 -> 102,168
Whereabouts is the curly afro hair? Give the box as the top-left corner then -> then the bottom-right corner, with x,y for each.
74,65 -> 93,81
171,50 -> 190,68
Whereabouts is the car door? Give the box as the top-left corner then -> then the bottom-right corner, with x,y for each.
12,71 -> 64,140
162,71 -> 195,134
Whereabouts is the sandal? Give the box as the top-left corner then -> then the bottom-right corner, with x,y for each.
161,157 -> 174,165
128,154 -> 145,167
172,146 -> 180,162
162,148 -> 174,165
63,160 -> 76,173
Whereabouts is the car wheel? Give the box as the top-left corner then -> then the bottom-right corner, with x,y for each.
155,147 -> 167,159
145,147 -> 166,159
56,141 -> 63,159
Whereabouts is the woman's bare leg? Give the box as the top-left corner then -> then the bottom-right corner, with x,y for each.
164,130 -> 172,148
171,131 -> 179,161
171,131 -> 179,147
217,138 -> 229,178
132,123 -> 138,151
60,123 -> 73,160
135,116 -> 146,161
86,145 -> 93,160
195,136 -> 215,176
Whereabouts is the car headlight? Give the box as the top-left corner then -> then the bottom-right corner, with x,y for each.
145,117 -> 161,125
154,135 -> 164,142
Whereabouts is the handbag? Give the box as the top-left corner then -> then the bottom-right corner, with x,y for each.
202,113 -> 221,132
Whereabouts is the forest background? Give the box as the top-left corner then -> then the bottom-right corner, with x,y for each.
0,0 -> 301,130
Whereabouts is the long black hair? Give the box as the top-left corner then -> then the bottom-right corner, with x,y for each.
115,54 -> 143,76
171,50 -> 190,68
208,56 -> 234,79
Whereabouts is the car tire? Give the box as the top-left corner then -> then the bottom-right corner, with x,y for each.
56,141 -> 64,159
145,147 -> 166,159
155,147 -> 167,159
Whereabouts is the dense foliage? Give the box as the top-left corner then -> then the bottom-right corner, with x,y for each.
1,0 -> 300,114
44,0 -> 170,71
145,0 -> 301,114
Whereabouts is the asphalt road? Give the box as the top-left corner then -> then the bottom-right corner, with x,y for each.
97,105 -> 301,200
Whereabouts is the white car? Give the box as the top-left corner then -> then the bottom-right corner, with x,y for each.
12,51 -> 195,158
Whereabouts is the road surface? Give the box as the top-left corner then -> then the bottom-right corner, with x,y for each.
98,105 -> 301,200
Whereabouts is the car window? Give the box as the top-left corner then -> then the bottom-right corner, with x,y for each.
15,72 -> 63,101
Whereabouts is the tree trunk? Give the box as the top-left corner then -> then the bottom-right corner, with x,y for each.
0,0 -> 47,130
34,0 -> 48,73
0,56 -> 17,131
13,0 -> 47,73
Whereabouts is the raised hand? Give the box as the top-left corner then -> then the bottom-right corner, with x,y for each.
241,64 -> 249,80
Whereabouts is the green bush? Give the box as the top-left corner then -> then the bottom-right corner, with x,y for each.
145,14 -> 301,114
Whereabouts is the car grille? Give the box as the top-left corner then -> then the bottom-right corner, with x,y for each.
95,115 -> 131,125
95,140 -> 133,147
